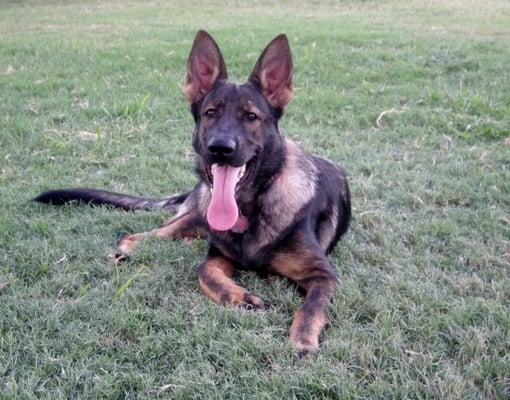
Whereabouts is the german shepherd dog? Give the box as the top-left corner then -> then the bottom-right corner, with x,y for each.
35,31 -> 351,356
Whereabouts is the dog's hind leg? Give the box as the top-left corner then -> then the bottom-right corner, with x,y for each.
113,210 -> 207,262
269,235 -> 338,357
198,247 -> 266,310
112,184 -> 208,262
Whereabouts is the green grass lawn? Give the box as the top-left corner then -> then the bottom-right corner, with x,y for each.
1,0 -> 509,398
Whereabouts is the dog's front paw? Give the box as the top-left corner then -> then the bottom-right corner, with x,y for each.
220,292 -> 268,311
291,337 -> 319,359
237,293 -> 269,311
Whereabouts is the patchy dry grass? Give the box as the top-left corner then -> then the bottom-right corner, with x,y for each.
1,0 -> 509,398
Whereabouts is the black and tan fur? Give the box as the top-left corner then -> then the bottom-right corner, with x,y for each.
35,31 -> 351,356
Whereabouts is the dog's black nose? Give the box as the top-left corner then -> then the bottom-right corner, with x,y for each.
207,138 -> 236,157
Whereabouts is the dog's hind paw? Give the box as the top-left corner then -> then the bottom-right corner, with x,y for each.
107,251 -> 129,265
116,232 -> 141,256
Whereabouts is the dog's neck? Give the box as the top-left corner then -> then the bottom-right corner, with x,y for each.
230,139 -> 286,234
236,133 -> 287,218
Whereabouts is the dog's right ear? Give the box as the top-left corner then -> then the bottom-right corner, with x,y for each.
183,30 -> 228,104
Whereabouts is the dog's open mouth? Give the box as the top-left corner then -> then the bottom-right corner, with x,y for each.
205,157 -> 256,188
205,157 -> 256,231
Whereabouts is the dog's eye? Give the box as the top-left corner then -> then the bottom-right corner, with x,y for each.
245,112 -> 258,122
205,109 -> 217,118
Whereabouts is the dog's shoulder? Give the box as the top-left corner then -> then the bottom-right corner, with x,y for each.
261,138 -> 318,219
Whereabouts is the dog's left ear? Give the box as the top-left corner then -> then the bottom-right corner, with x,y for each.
249,34 -> 293,109
183,30 -> 228,104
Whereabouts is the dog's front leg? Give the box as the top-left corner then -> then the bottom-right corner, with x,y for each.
270,241 -> 338,357
198,247 -> 266,310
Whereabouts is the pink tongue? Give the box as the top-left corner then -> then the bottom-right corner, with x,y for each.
207,164 -> 240,231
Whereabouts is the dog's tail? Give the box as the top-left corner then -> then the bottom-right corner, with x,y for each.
33,188 -> 190,211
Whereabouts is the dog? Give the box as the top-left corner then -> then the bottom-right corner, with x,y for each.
35,31 -> 351,356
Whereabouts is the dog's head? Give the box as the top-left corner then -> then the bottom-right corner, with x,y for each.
183,30 -> 293,231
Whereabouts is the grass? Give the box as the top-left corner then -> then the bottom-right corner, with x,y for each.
1,0 -> 509,398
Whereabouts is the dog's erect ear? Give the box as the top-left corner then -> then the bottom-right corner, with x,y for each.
183,30 -> 228,103
249,34 -> 293,109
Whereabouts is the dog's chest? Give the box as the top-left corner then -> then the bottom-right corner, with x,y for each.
209,230 -> 244,261
208,227 -> 265,270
